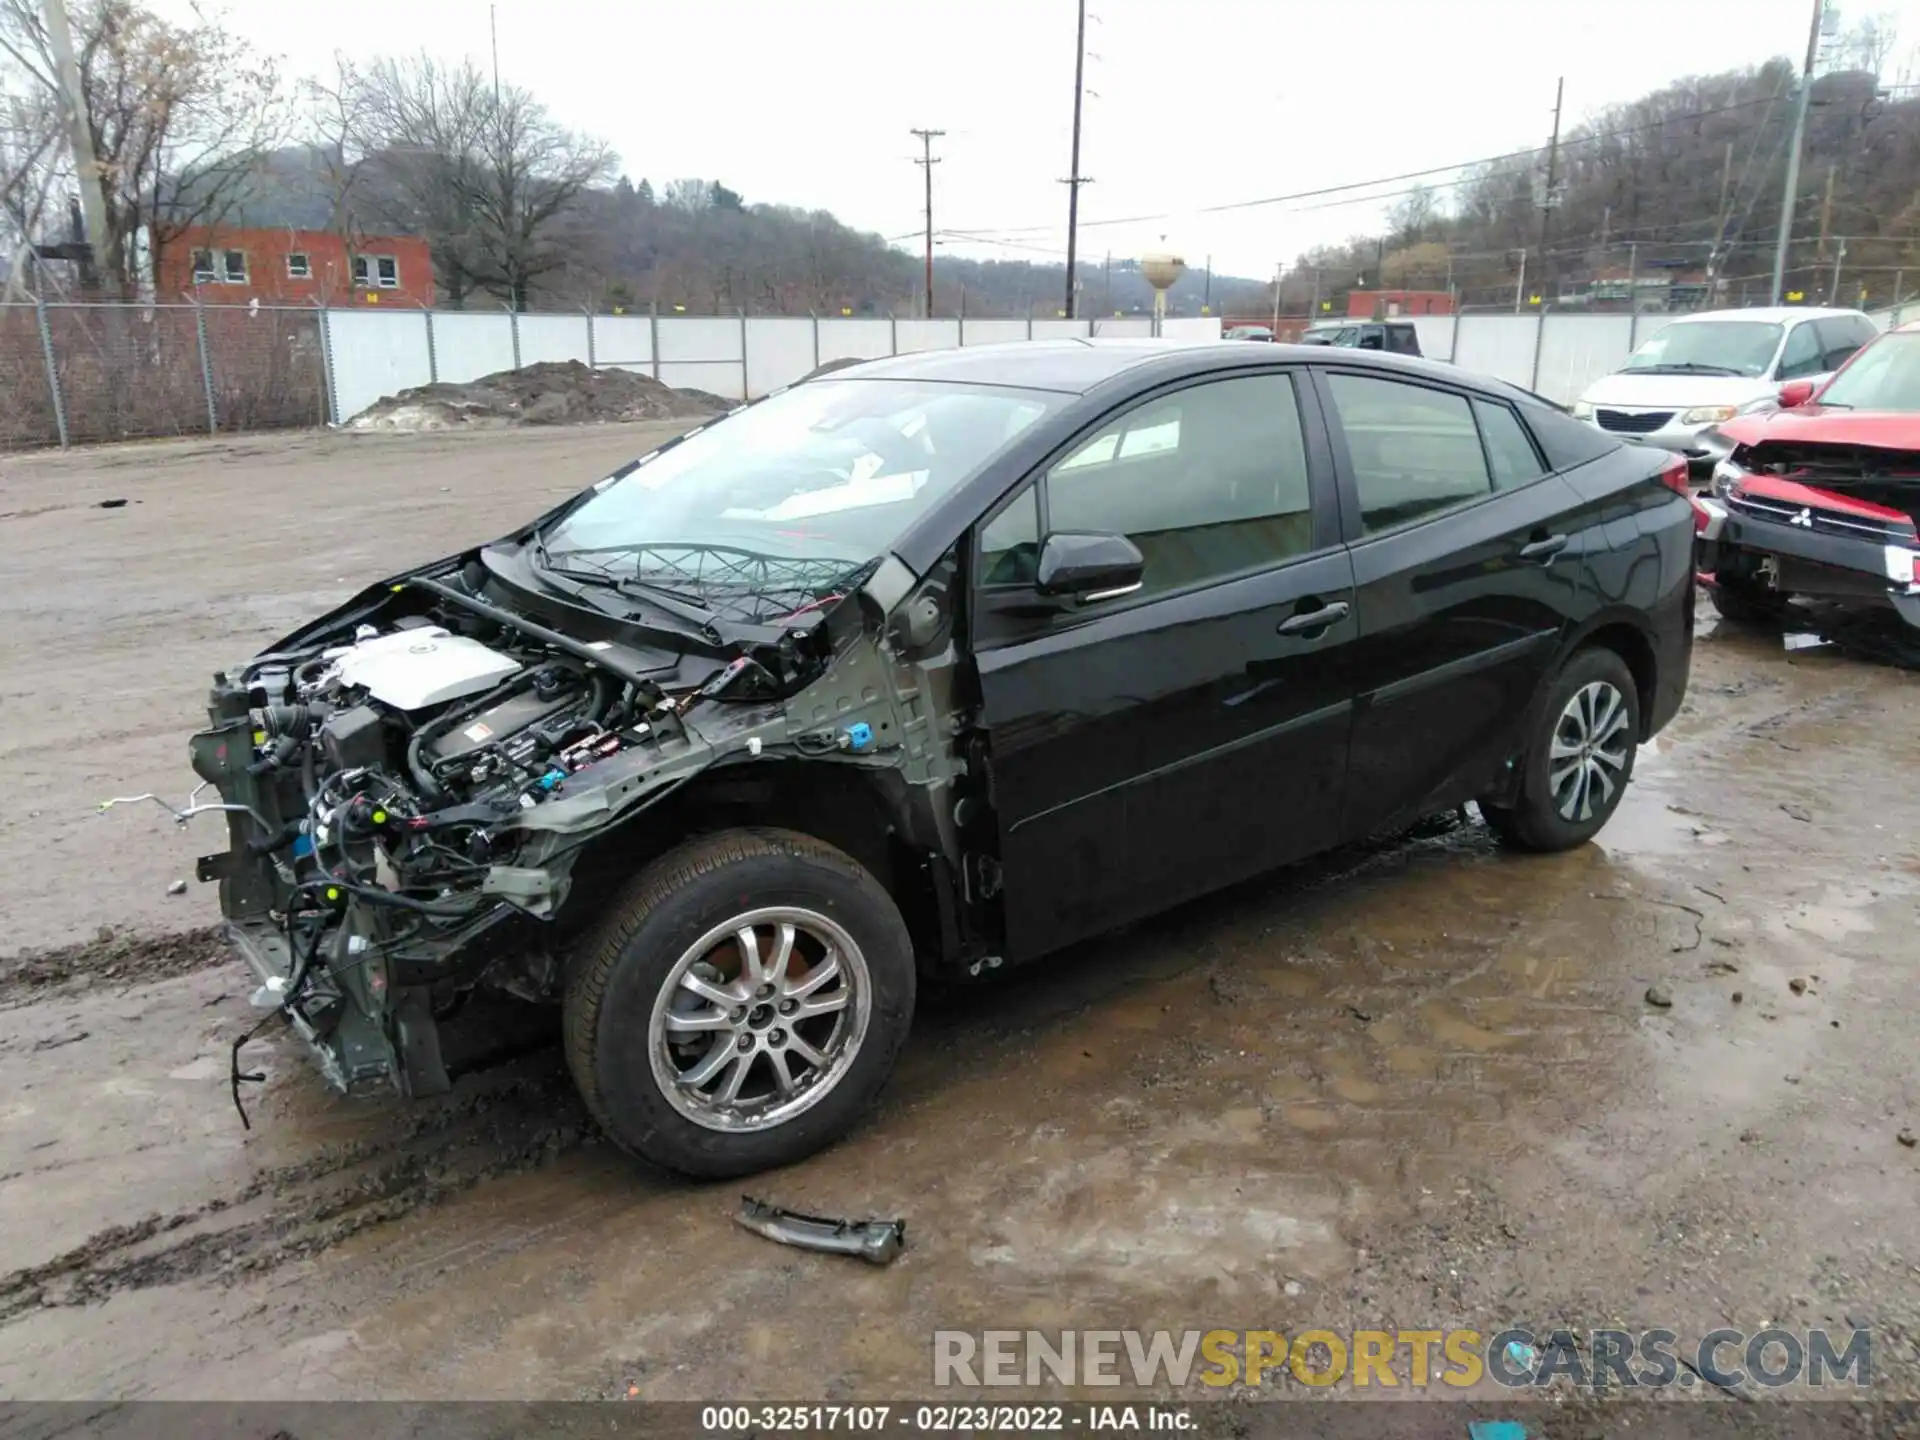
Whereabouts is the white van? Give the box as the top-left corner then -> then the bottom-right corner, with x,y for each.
1571,307 -> 1878,471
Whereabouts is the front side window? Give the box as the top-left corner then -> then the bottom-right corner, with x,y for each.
1815,332 -> 1920,412
221,249 -> 247,284
539,379 -> 1058,618
286,252 -> 311,278
191,249 -> 216,283
375,255 -> 399,287
1622,320 -> 1785,379
1324,373 -> 1492,532
983,373 -> 1315,598
1777,322 -> 1825,380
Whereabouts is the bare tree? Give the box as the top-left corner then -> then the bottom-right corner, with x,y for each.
348,55 -> 609,309
0,0 -> 286,295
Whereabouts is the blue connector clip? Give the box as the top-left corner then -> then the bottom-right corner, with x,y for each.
845,722 -> 875,753
537,768 -> 566,792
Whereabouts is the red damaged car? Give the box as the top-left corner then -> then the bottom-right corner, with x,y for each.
1694,319 -> 1920,636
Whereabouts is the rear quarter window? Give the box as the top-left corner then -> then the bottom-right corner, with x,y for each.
1520,400 -> 1621,471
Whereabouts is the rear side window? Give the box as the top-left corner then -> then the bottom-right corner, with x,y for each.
1814,317 -> 1874,372
1324,373 -> 1491,532
1474,399 -> 1547,490
1522,401 -> 1620,471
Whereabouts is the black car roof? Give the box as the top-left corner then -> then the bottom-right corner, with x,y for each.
815,338 -> 1483,398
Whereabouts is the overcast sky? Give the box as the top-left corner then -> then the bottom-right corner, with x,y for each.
165,0 -> 1913,279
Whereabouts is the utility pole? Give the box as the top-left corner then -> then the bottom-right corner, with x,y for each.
1102,250 -> 1112,316
1514,247 -> 1528,313
910,128 -> 944,319
42,0 -> 107,288
1706,140 -> 1734,285
490,4 -> 502,103
1271,262 -> 1283,332
1203,254 -> 1211,313
1772,0 -> 1827,304
1536,76 -> 1564,302
1817,162 -> 1836,259
1829,236 -> 1847,304
1062,0 -> 1089,318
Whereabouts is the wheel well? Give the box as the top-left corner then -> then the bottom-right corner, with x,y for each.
1580,622 -> 1656,738
555,759 -> 942,964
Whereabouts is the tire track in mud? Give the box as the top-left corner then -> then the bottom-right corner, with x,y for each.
0,1054 -> 603,1326
0,925 -> 230,1007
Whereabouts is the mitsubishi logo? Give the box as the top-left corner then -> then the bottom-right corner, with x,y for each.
1789,508 -> 1813,528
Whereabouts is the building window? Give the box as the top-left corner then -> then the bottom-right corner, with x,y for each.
191,249 -> 216,283
221,249 -> 247,284
286,252 -> 311,279
354,253 -> 400,288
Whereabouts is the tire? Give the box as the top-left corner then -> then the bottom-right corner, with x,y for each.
1477,647 -> 1641,853
1709,579 -> 1784,627
564,828 -> 916,1178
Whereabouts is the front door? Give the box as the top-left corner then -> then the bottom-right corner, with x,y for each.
1311,368 -> 1589,838
971,369 -> 1357,963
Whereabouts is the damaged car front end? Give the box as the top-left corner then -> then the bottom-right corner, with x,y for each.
1697,327 -> 1920,649
160,374 -> 1061,1168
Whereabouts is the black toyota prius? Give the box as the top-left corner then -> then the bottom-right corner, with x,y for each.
185,338 -> 1694,1177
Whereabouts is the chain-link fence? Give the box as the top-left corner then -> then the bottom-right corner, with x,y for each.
0,301 -> 328,449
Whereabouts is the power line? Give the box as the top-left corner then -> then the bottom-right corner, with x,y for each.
941,90 -> 1835,243
910,128 -> 945,320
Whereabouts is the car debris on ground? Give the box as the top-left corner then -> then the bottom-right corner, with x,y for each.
733,1196 -> 906,1265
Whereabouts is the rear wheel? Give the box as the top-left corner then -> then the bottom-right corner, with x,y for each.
1478,647 -> 1640,853
564,828 -> 916,1178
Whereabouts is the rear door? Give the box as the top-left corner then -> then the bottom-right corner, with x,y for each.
972,368 -> 1357,961
1312,366 -> 1591,838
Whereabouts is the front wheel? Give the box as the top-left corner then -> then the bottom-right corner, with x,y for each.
564,828 -> 916,1178
1478,648 -> 1640,853
1708,577 -> 1785,627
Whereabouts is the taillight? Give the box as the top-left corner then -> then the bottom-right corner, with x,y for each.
1658,455 -> 1690,497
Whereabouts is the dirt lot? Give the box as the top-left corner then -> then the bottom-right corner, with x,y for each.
1,427 -> 1917,1410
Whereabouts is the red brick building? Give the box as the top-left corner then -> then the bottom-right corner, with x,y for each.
157,227 -> 436,307
1347,289 -> 1455,318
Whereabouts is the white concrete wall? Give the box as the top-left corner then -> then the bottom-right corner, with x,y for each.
432,312 -> 517,385
516,314 -> 592,367
321,305 -> 1747,423
326,310 -> 433,423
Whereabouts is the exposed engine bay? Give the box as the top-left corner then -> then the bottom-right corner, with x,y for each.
145,547 -> 971,1110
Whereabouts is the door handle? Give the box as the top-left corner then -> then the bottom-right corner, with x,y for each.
1518,533 -> 1569,562
1276,600 -> 1350,636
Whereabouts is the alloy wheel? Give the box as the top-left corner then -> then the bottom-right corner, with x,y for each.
648,906 -> 871,1132
1548,680 -> 1631,822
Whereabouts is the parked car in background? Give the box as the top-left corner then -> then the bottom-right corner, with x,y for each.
1225,325 -> 1277,342
1571,307 -> 1878,475
1300,318 -> 1423,356
179,340 -> 1693,1178
1694,320 -> 1920,632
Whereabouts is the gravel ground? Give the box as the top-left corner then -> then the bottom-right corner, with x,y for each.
0,427 -> 1916,1414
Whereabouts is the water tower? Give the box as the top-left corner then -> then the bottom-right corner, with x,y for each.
1140,247 -> 1187,337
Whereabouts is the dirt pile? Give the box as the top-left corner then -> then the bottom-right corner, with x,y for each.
345,360 -> 730,432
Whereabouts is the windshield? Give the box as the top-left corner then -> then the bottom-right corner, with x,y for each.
1815,332 -> 1920,412
539,378 -> 1058,590
1622,320 -> 1784,378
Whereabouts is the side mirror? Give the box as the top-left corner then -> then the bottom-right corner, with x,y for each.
1034,530 -> 1145,603
1777,380 -> 1817,409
